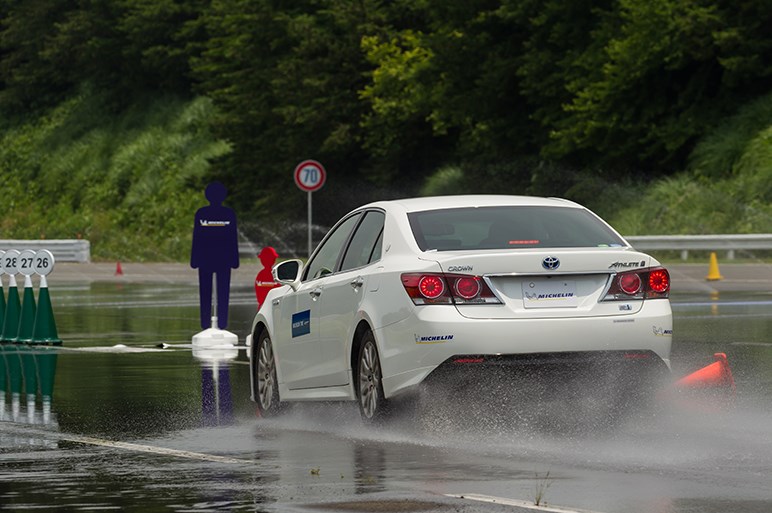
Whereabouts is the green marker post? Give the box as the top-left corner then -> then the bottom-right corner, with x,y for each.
1,275 -> 21,343
31,250 -> 61,346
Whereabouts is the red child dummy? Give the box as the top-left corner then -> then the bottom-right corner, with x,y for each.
255,246 -> 279,308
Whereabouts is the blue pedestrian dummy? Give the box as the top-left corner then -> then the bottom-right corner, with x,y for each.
191,182 -> 240,331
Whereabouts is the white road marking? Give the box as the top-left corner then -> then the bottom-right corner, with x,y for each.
54,344 -> 251,354
672,300 -> 772,308
53,293 -> 257,310
447,493 -> 604,513
0,424 -> 251,465
61,345 -> 170,353
63,435 -> 251,464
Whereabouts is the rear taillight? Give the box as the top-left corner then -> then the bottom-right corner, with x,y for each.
418,275 -> 445,299
402,273 -> 501,305
648,268 -> 670,295
619,273 -> 642,294
454,276 -> 482,299
602,267 -> 670,301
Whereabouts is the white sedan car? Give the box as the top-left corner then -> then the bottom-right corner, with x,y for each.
248,195 -> 672,422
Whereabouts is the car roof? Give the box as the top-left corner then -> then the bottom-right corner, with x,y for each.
360,195 -> 582,213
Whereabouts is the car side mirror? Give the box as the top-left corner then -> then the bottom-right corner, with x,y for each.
273,259 -> 303,290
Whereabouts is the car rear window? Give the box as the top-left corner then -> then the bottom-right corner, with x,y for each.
407,206 -> 626,251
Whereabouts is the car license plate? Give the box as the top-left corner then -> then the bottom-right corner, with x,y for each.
522,279 -> 578,308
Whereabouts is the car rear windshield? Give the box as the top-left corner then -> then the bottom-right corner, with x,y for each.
408,206 -> 626,251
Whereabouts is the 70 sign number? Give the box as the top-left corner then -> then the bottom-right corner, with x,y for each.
294,160 -> 326,192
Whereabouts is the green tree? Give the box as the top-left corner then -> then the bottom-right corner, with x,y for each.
0,0 -> 75,113
359,2 -> 542,191
193,0 -> 424,223
547,0 -> 772,172
0,0 -> 204,116
116,0 -> 207,95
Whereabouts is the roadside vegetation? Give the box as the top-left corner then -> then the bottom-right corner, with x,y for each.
0,1 -> 770,260
0,91 -> 229,260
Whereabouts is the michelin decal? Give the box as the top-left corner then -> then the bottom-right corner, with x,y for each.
415,334 -> 454,344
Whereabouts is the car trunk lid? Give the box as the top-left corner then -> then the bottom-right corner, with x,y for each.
421,248 -> 651,319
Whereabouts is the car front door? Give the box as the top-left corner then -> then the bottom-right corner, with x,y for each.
280,212 -> 362,390
274,278 -> 321,390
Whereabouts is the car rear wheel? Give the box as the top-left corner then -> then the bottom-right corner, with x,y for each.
356,331 -> 389,422
255,330 -> 282,416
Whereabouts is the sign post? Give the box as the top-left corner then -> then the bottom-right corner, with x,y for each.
294,160 -> 326,258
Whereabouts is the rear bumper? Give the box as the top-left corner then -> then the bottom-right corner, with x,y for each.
377,299 -> 672,398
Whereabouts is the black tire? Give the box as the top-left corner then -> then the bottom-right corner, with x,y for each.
254,330 -> 282,417
356,331 -> 389,423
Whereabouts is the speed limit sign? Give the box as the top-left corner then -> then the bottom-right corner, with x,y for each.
294,160 -> 326,192
294,160 -> 327,258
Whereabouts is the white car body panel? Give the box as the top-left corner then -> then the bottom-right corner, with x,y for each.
316,267 -> 368,387
249,195 -> 673,407
376,299 -> 672,398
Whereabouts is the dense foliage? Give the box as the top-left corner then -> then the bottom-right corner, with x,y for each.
1,0 -> 770,258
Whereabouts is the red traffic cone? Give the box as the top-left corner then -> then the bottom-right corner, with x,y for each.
115,261 -> 123,276
675,352 -> 735,393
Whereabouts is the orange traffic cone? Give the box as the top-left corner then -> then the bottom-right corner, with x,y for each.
675,352 -> 735,393
115,261 -> 123,276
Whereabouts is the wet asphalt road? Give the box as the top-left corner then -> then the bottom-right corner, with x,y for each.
0,261 -> 771,512
44,260 -> 772,294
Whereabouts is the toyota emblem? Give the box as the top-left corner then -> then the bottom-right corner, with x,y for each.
542,256 -> 560,270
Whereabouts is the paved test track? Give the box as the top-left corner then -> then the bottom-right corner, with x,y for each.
46,261 -> 772,294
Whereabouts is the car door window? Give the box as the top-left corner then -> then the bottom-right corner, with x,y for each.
304,213 -> 362,281
368,229 -> 383,264
340,211 -> 385,272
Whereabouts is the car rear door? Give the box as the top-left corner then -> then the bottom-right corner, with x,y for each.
315,210 -> 385,388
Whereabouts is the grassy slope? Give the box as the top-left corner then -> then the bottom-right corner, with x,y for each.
610,93 -> 772,235
0,92 -> 231,261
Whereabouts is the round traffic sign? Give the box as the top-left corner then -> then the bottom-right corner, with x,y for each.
2,249 -> 20,275
18,249 -> 37,276
33,249 -> 55,276
294,160 -> 326,192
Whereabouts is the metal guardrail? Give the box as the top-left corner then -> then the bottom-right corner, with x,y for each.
238,241 -> 259,259
625,234 -> 772,260
0,240 -> 91,263
2,235 -> 769,264
0,240 -> 258,263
